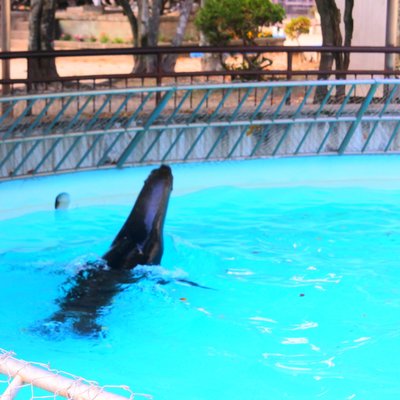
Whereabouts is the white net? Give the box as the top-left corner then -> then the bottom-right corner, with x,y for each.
0,348 -> 150,400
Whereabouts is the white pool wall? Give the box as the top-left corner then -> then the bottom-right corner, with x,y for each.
1,155 -> 400,220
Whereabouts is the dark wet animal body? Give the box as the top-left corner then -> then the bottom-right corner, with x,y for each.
49,165 -> 173,334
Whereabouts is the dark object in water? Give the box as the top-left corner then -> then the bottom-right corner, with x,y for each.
49,165 -> 173,334
55,192 -> 71,210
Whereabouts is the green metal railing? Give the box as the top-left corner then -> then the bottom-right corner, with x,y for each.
1,78 -> 400,180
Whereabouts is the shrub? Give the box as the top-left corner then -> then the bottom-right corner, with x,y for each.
60,33 -> 72,41
257,27 -> 273,38
73,34 -> 84,42
99,33 -> 110,44
112,37 -> 125,44
195,0 -> 285,78
195,0 -> 285,46
284,16 -> 311,41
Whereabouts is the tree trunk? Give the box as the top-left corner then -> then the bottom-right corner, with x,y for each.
28,0 -> 42,52
343,0 -> 354,70
28,0 -> 59,84
148,0 -> 162,47
116,0 -> 140,73
334,0 -> 354,99
314,0 -> 342,102
315,0 -> 342,73
162,0 -> 195,72
134,0 -> 162,74
117,0 -> 139,47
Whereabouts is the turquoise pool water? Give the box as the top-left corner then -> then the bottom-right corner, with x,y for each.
1,156 -> 400,399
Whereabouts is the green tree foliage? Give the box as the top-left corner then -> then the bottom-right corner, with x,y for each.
284,16 -> 311,42
195,0 -> 285,46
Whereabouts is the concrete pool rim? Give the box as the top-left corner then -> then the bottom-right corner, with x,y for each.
1,154 -> 400,220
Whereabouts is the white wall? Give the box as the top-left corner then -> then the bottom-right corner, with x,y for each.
336,0 -> 387,71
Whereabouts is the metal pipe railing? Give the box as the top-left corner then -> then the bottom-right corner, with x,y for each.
2,44 -> 400,59
0,350 -> 134,400
1,45 -> 400,95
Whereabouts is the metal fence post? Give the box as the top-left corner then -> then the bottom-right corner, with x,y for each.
155,52 -> 162,105
286,52 -> 293,105
1,0 -> 11,114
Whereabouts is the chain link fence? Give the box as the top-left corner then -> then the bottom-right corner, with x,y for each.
1,78 -> 400,180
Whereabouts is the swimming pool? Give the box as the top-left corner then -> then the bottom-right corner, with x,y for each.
1,156 -> 400,399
